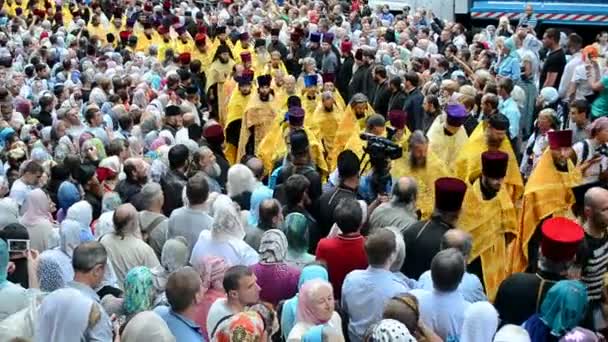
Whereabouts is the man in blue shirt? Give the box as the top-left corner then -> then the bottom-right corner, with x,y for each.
155,267 -> 206,341
342,228 -> 411,341
497,78 -> 521,154
417,229 -> 487,303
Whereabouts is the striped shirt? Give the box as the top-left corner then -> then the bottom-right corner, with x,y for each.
579,232 -> 608,302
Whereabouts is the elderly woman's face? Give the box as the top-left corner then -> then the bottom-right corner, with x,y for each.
311,285 -> 334,322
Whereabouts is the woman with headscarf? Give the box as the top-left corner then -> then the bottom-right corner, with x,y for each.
56,180 -> 81,222
281,264 -> 329,340
213,311 -> 267,342
460,301 -> 500,342
0,197 -> 19,229
301,325 -> 345,342
19,188 -> 57,252
94,192 -> 122,239
34,288 -> 104,342
65,200 -> 94,234
150,237 -> 189,305
251,229 -> 301,306
193,256 -> 229,340
523,280 -> 589,342
190,195 -> 259,267
284,212 -> 315,268
0,239 -> 28,320
287,279 -> 343,341
38,218 -> 90,284
497,37 -> 521,82
121,311 -> 176,342
520,108 -> 559,179
104,266 -> 156,329
493,325 -> 531,342
365,319 -> 416,342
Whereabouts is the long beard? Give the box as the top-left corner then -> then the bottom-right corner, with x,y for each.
409,154 -> 426,169
259,93 -> 270,102
204,162 -> 221,178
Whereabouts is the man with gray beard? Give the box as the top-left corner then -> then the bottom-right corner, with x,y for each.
190,145 -> 223,193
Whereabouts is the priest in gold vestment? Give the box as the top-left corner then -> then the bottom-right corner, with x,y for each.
458,151 -> 518,301
236,74 -> 278,162
454,113 -> 524,204
224,72 -> 254,165
391,130 -> 450,220
427,103 -> 469,171
511,130 -> 582,273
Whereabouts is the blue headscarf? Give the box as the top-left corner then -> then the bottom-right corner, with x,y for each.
248,186 -> 273,226
302,325 -> 325,342
281,265 -> 329,340
0,239 -> 8,288
57,181 -> 81,212
0,127 -> 15,150
524,280 -> 588,341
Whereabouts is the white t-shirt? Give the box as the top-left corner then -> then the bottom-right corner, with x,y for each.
9,179 -> 33,208
206,298 -> 236,339
573,139 -> 608,184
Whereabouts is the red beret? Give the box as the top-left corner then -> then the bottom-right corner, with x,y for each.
119,31 -> 130,42
548,130 -> 572,149
322,73 -> 335,84
240,51 -> 252,63
157,26 -> 169,35
40,31 -> 50,40
541,217 -> 584,262
163,0 -> 171,10
179,52 -> 191,64
144,2 -> 153,11
96,167 -> 116,183
388,109 -> 407,130
195,33 -> 206,44
203,124 -> 225,144
481,151 -> 509,179
434,177 -> 467,212
341,40 -> 352,54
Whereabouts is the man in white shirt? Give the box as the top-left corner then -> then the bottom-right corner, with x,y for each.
558,33 -> 583,101
207,266 -> 261,338
411,248 -> 472,341
9,160 -> 43,207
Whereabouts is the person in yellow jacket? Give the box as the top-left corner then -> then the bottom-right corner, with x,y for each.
233,32 -> 254,64
453,113 -> 524,205
207,44 -> 235,127
309,91 -> 342,160
208,26 -> 234,60
427,103 -> 469,172
300,75 -> 322,122
511,130 -> 582,274
266,51 -> 288,79
321,73 -> 346,111
87,14 -> 106,42
329,93 -> 374,171
458,151 -> 518,301
236,74 -> 278,162
156,26 -> 175,62
253,39 -> 270,77
173,25 -> 195,55
258,106 -> 327,178
224,72 -> 255,164
135,22 -> 162,54
192,33 -> 211,68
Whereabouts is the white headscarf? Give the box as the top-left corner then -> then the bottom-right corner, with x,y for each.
493,324 -> 531,342
65,201 -> 93,232
211,195 -> 246,241
34,288 -> 94,342
121,311 -> 176,342
460,301 -> 499,342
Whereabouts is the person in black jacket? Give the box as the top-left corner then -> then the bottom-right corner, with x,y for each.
372,65 -> 391,118
403,71 -> 425,132
387,76 -> 407,112
349,49 -> 372,101
160,144 -> 189,216
337,40 -> 354,101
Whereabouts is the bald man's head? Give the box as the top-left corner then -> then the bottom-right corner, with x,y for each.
245,157 -> 264,180
113,203 -> 139,237
441,229 -> 473,259
584,187 -> 608,228
182,112 -> 195,126
392,177 -> 417,206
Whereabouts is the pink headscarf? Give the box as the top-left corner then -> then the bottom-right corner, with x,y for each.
197,256 -> 228,291
296,279 -> 334,325
20,188 -> 52,226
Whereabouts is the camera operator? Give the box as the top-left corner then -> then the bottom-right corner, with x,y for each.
573,117 -> 608,184
358,115 -> 403,205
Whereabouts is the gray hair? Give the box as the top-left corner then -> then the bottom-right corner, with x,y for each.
138,182 -> 163,210
391,177 -> 418,206
408,130 -> 429,149
227,164 -> 257,197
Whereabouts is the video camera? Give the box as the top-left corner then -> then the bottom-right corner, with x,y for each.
359,133 -> 403,161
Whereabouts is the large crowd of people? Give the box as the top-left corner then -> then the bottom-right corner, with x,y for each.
0,0 -> 608,341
